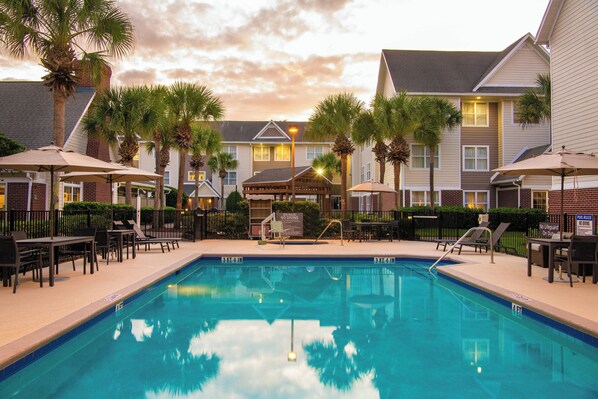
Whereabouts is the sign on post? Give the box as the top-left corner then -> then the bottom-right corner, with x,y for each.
575,214 -> 594,236
277,213 -> 303,237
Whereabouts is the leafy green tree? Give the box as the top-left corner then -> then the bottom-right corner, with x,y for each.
414,97 -> 461,210
225,189 -> 243,211
83,86 -> 152,204
0,0 -> 134,147
306,93 -> 364,215
0,131 -> 25,156
517,73 -> 551,127
208,152 -> 238,209
189,125 -> 221,208
165,82 -> 224,210
311,152 -> 341,181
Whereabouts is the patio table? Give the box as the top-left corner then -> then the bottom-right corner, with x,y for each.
17,236 -> 95,287
353,221 -> 393,241
107,229 -> 136,262
526,237 -> 570,283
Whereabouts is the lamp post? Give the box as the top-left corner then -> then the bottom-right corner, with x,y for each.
288,125 -> 299,201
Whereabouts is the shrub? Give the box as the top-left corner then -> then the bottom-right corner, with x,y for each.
140,206 -> 176,224
165,186 -> 188,209
226,190 -> 244,211
207,211 -> 248,239
63,202 -> 135,222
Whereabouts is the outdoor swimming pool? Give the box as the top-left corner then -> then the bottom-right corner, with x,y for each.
1,257 -> 597,398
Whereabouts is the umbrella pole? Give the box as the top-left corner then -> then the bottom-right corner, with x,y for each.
560,173 -> 565,240
110,176 -> 114,223
50,169 -> 55,239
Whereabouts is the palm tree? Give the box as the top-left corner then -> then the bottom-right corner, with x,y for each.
381,93 -> 420,209
517,73 -> 551,128
83,86 -> 151,204
413,97 -> 461,210
311,152 -> 341,181
208,152 -> 238,209
306,93 -> 364,216
0,0 -> 134,147
165,82 -> 224,209
352,108 -> 388,185
189,125 -> 221,208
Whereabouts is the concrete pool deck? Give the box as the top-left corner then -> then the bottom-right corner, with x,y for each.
1,239 -> 597,369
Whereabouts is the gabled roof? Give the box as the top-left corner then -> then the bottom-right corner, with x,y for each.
0,81 -> 95,149
243,166 -> 314,184
184,179 -> 221,198
380,33 -> 548,95
210,121 -> 326,143
491,144 -> 551,185
536,0 -> 565,44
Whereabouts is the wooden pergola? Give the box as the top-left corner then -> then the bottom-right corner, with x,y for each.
242,166 -> 333,206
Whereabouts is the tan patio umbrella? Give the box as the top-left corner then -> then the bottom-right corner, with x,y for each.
61,164 -> 161,221
348,180 -> 396,211
493,146 -> 598,238
0,145 -> 124,238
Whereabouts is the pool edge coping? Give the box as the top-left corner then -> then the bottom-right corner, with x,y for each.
437,266 -> 598,339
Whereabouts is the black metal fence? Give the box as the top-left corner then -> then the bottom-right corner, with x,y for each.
2,208 -> 595,257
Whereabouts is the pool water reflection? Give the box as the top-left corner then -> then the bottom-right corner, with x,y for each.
1,258 -> 597,398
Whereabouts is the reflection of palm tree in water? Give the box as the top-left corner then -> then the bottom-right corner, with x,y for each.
304,327 -> 372,391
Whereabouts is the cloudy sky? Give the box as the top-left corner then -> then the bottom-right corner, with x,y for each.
0,0 -> 550,121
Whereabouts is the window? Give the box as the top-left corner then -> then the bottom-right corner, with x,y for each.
532,191 -> 548,210
132,150 -> 140,168
187,171 -> 205,181
0,183 -> 5,210
411,191 -> 439,206
463,146 -> 489,171
411,145 -> 439,169
223,171 -> 237,186
254,146 -> 269,161
513,101 -> 540,125
462,339 -> 490,364
360,165 -> 365,182
163,171 -> 170,186
275,145 -> 290,161
224,145 -> 237,160
464,191 -> 488,211
462,102 -> 488,127
63,183 -> 82,203
307,146 -> 323,160
366,162 -> 371,181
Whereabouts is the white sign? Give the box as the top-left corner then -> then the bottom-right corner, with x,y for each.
575,214 -> 594,236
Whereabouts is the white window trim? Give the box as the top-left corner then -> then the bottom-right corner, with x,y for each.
306,146 -> 323,161
63,182 -> 83,203
462,145 -> 489,172
410,144 -> 441,170
275,145 -> 290,162
253,146 -> 270,162
163,171 -> 170,186
463,190 -> 489,211
187,171 -> 206,181
410,190 -> 441,206
223,170 -> 237,186
224,145 -> 238,160
462,102 -> 489,127
531,190 -> 549,210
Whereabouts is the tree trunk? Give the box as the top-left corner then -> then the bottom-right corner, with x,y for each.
378,160 -> 386,210
220,172 -> 226,209
194,168 -> 200,208
125,181 -> 133,206
53,90 -> 67,147
393,163 -> 402,209
429,146 -> 435,210
153,139 -> 162,229
177,151 -> 186,210
340,153 -> 348,218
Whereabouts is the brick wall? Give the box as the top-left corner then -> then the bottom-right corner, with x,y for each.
549,187 -> 598,214
521,188 -> 531,209
31,183 -> 46,210
441,190 -> 463,206
6,183 -> 28,210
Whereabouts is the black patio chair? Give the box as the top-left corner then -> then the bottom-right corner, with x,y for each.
61,227 -> 97,274
341,219 -> 359,242
0,236 -> 43,293
128,220 -> 179,249
554,235 -> 598,287
95,228 -> 118,264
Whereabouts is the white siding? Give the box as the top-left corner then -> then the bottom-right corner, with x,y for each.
63,125 -> 88,154
500,101 -> 550,165
550,0 -> 598,189
484,42 -> 549,87
376,66 -> 396,98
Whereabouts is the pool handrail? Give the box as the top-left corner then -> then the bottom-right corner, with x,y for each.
314,219 -> 343,246
429,226 -> 494,273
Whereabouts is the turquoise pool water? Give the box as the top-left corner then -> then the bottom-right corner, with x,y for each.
1,257 -> 597,398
